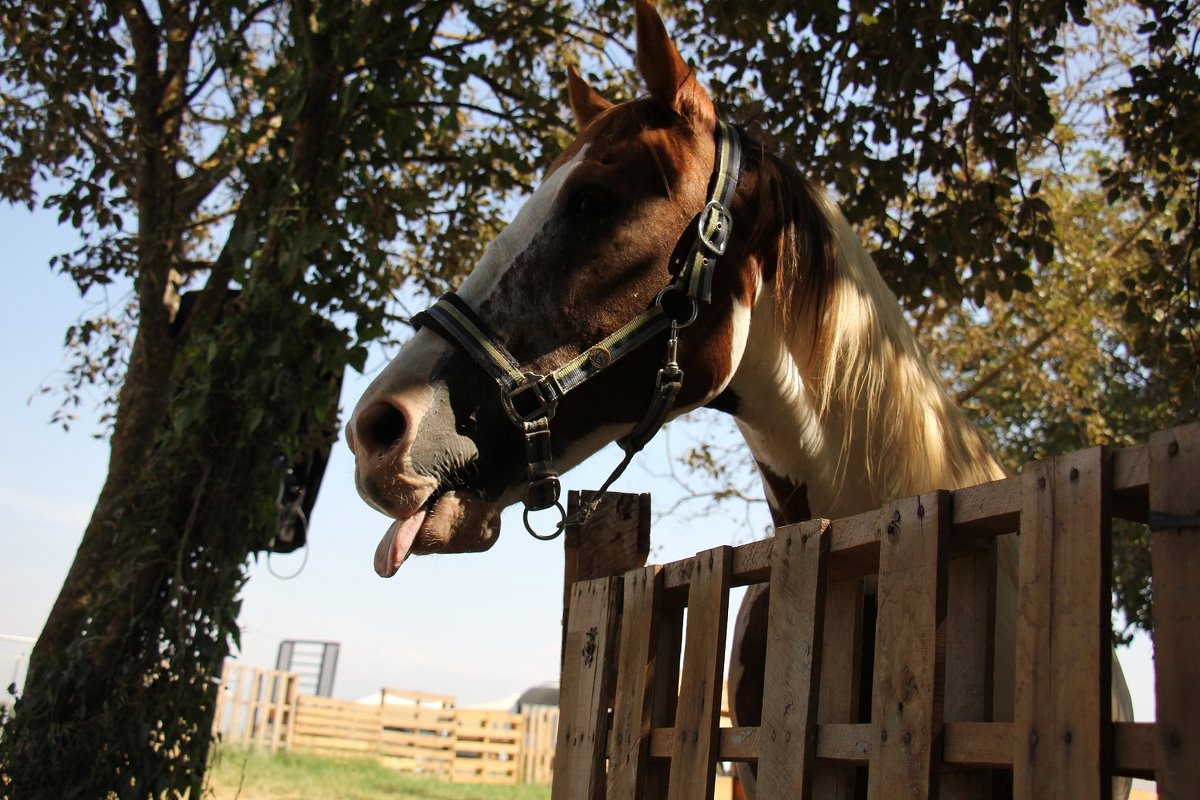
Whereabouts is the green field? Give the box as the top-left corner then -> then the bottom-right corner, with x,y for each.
206,747 -> 552,800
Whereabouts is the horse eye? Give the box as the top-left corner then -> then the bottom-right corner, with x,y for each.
569,187 -> 618,219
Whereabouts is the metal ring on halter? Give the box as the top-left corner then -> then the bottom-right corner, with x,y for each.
523,501 -> 567,541
655,286 -> 699,328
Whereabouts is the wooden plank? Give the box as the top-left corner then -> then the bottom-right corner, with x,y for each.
564,491 -> 650,611
816,723 -> 872,765
757,521 -> 829,797
646,598 -> 684,797
649,725 -> 760,762
944,722 -> 1011,768
731,537 -> 775,585
668,546 -> 733,800
942,547 -> 999,799
1013,448 -> 1112,800
283,673 -> 299,751
1113,721 -> 1157,780
1150,423 -> 1200,799
553,576 -> 622,800
952,477 -> 1021,536
812,578 -> 865,800
867,491 -> 950,800
270,671 -> 289,752
606,565 -> 661,799
943,551 -> 996,724
720,726 -> 760,761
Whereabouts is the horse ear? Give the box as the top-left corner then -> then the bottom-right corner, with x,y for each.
567,65 -> 612,130
634,0 -> 714,124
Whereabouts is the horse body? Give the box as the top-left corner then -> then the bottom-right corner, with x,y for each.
346,2 -> 1130,794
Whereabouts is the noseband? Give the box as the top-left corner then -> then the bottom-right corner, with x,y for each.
413,121 -> 743,539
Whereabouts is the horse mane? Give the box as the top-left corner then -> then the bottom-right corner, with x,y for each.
741,129 -> 1005,500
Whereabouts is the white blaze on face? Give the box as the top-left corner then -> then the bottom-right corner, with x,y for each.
457,146 -> 590,307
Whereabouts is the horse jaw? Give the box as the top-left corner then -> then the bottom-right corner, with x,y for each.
373,490 -> 500,577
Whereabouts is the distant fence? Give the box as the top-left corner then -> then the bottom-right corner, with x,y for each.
213,665 -> 559,784
212,663 -> 298,752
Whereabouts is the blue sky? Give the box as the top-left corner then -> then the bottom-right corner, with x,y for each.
0,199 -> 1157,729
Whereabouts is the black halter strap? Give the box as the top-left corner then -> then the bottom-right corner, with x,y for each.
413,121 -> 743,539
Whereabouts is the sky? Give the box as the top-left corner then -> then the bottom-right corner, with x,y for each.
0,198 -> 1157,726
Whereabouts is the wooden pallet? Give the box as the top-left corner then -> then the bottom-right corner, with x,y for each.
552,423 -> 1200,799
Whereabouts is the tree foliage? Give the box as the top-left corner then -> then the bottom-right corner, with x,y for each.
0,0 -> 581,795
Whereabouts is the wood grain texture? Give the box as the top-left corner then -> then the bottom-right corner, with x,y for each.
606,565 -> 661,799
867,491 -> 950,800
1149,423 -> 1200,799
667,546 -> 733,800
757,521 -> 830,798
811,577 -> 865,799
553,577 -> 622,800
942,549 -> 999,799
1013,448 -> 1112,800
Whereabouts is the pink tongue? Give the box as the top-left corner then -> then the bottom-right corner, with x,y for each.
374,507 -> 428,578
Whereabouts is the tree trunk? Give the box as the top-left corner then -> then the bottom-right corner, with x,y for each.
0,4 -> 347,795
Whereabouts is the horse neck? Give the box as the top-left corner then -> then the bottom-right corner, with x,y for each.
728,197 -> 1004,522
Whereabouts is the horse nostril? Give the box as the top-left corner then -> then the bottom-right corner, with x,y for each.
355,401 -> 409,456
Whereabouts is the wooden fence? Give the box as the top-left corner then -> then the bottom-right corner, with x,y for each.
552,423 -> 1199,799
214,672 -> 559,784
212,663 -> 299,752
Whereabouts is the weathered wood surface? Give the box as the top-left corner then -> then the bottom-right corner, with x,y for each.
757,520 -> 829,798
1150,425 -> 1200,800
667,546 -> 732,800
606,565 -> 661,799
1014,448 -> 1112,799
866,492 -> 949,800
553,577 -> 622,800
549,425 -> 1197,798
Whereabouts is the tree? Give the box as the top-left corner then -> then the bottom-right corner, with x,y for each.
0,1 -> 582,795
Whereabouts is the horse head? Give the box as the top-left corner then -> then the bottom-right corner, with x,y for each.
346,0 -> 803,576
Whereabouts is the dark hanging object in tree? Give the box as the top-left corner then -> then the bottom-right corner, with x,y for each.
269,444 -> 333,554
172,290 -> 342,554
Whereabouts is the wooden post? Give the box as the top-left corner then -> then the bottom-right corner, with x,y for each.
1013,448 -> 1112,799
942,546 -> 999,799
553,577 -> 623,800
757,521 -> 829,797
668,545 -> 733,800
554,490 -> 650,794
812,577 -> 864,799
564,491 -> 651,605
1149,424 -> 1200,800
867,491 -> 950,799
606,565 -> 663,798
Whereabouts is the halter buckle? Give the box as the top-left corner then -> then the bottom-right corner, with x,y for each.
698,200 -> 733,256
502,373 -> 560,424
524,474 -> 562,511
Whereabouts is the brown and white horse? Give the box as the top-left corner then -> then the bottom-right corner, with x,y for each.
346,0 -> 1131,793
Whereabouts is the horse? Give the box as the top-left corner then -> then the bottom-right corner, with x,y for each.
345,1 -> 1132,795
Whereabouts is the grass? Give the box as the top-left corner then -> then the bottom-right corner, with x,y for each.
205,746 -> 552,800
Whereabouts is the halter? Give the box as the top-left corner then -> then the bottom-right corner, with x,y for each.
413,120 -> 743,539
